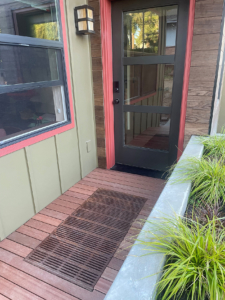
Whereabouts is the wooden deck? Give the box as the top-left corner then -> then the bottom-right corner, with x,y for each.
0,168 -> 164,300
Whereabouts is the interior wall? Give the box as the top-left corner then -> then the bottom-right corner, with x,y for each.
184,0 -> 224,146
0,0 -> 97,240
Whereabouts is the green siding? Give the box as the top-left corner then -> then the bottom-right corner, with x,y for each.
26,137 -> 62,212
0,0 -> 98,240
0,150 -> 35,238
55,129 -> 81,193
65,0 -> 98,178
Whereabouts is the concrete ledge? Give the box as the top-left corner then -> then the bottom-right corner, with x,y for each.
104,136 -> 204,300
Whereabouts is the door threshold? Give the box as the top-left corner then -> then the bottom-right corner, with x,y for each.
110,164 -> 168,180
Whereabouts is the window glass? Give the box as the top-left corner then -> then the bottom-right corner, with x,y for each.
124,6 -> 178,57
124,112 -> 170,150
0,45 -> 59,86
124,64 -> 174,107
0,86 -> 66,143
0,0 -> 60,41
0,0 -> 70,147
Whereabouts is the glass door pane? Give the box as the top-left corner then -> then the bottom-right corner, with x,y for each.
124,64 -> 174,107
124,5 -> 178,57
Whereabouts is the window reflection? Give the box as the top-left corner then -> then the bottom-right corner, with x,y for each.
125,112 -> 170,150
124,6 -> 178,57
124,64 -> 174,107
0,45 -> 59,86
0,86 -> 66,142
0,0 -> 60,41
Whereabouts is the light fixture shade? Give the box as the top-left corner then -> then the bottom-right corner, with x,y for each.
74,5 -> 95,35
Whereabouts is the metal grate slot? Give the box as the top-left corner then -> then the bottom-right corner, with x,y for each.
89,194 -> 143,212
64,217 -> 125,241
76,200 -> 137,221
72,208 -> 132,231
25,188 -> 147,291
94,189 -> 146,204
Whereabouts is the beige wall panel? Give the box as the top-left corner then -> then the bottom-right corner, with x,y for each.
0,149 -> 35,239
65,0 -> 98,177
27,138 -> 61,212
55,129 -> 81,193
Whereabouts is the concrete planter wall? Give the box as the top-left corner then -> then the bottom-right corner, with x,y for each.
104,136 -> 204,300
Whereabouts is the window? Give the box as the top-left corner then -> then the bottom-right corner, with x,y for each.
0,0 -> 70,146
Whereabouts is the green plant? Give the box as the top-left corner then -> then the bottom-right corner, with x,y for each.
137,215 -> 225,300
171,157 -> 225,205
198,130 -> 225,158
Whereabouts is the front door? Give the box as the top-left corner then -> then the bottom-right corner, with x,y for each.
112,0 -> 189,171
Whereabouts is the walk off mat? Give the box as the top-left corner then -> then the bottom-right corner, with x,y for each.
25,189 -> 147,291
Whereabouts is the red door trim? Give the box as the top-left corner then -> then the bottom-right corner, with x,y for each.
100,0 -> 115,169
0,0 -> 75,157
177,0 -> 196,159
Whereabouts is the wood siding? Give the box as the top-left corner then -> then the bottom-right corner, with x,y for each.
184,0 -> 224,146
89,0 -> 107,169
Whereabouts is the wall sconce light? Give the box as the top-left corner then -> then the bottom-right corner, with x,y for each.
74,5 -> 95,35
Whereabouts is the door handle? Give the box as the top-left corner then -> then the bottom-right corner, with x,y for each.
113,98 -> 120,105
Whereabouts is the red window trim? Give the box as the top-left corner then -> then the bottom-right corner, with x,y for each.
0,0 -> 75,158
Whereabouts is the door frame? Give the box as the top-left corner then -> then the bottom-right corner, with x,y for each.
99,0 -> 196,169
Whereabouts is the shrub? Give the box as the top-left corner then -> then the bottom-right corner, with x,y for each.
172,157 -> 225,205
137,215 -> 225,300
198,131 -> 225,159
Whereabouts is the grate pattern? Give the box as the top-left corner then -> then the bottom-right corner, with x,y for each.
25,188 -> 147,291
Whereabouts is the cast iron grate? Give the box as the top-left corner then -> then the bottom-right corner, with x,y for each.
25,188 -> 147,291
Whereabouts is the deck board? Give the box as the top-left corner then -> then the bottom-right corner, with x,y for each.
16,225 -> 49,241
25,219 -> 56,233
0,262 -> 78,300
47,203 -> 75,215
0,169 -> 164,300
53,199 -> 80,210
39,208 -> 68,220
0,276 -> 42,300
0,294 -> 10,300
32,214 -> 62,226
7,232 -> 41,249
0,240 -> 32,258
